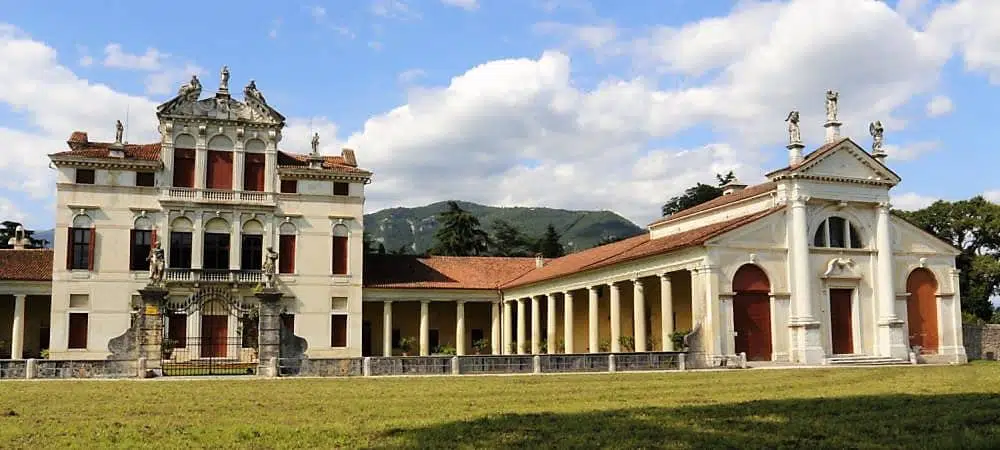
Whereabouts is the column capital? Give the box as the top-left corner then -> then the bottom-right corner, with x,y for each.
877,201 -> 892,211
13,293 -> 26,300
420,299 -> 431,305
589,285 -> 601,293
609,282 -> 620,291
383,299 -> 393,305
561,290 -> 572,297
633,281 -> 644,292
456,300 -> 466,305
659,272 -> 672,280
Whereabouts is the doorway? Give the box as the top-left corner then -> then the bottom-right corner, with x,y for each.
906,269 -> 939,352
732,265 -> 772,361
829,288 -> 854,355
200,315 -> 228,358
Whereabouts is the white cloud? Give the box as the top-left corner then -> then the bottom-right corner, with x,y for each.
144,63 -> 204,96
926,0 -> 1000,83
441,0 -> 478,11
372,0 -> 420,20
892,192 -> 939,211
534,22 -> 620,55
308,5 -> 326,20
103,43 -> 165,71
925,94 -> 953,117
397,68 -> 425,83
882,141 -> 939,161
79,55 -> 93,67
984,190 -> 1000,204
0,197 -> 27,225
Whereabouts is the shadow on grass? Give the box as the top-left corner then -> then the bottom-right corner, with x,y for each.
377,394 -> 1000,449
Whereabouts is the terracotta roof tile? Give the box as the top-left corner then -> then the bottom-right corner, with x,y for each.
504,208 -> 783,289
648,181 -> 777,226
0,250 -> 53,281
51,142 -> 162,161
364,255 -> 538,289
277,151 -> 371,175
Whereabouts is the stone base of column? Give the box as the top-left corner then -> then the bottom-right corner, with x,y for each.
137,287 -> 168,377
789,320 -> 824,365
256,289 -> 283,373
877,318 -> 909,360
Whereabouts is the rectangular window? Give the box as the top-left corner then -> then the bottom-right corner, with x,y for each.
67,227 -> 94,270
333,182 -> 349,196
172,148 -> 196,188
243,153 -> 266,192
68,313 -> 88,349
130,230 -> 153,271
331,314 -> 348,347
169,232 -> 192,269
279,234 -> 296,274
206,150 -> 234,190
332,236 -> 348,275
280,179 -> 298,194
240,234 -> 263,271
69,294 -> 89,308
75,169 -> 95,184
203,233 -> 231,270
168,313 -> 187,348
135,172 -> 155,187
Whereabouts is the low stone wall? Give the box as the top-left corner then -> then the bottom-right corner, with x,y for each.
0,359 -> 138,379
964,324 -> 1000,360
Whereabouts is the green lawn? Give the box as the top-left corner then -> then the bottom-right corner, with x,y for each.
1,363 -> 999,449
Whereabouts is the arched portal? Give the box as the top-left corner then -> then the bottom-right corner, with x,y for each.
732,264 -> 772,361
906,268 -> 939,352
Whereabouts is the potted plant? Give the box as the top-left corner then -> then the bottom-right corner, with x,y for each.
472,339 -> 490,355
398,336 -> 416,356
619,336 -> 635,352
598,339 -> 611,352
671,330 -> 690,351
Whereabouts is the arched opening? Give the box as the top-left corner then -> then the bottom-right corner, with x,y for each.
203,218 -> 230,270
332,223 -> 350,275
206,135 -> 234,190
732,264 -> 772,361
168,217 -> 193,269
278,222 -> 297,274
240,220 -> 264,271
906,268 -> 939,352
173,134 -> 196,188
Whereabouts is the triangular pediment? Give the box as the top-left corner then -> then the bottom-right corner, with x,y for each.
157,95 -> 284,125
708,209 -> 787,247
891,216 -> 961,256
791,139 -> 900,185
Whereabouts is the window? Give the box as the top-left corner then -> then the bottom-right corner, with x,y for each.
331,314 -> 348,347
167,313 -> 187,348
279,234 -> 296,274
172,148 -> 196,188
333,182 -> 349,196
280,179 -> 298,193
203,233 -> 231,270
814,217 -> 864,249
332,224 -> 349,275
244,153 -> 266,192
429,329 -> 440,350
69,294 -> 89,308
392,328 -> 401,349
130,230 -> 153,271
68,313 -> 88,349
75,169 -> 95,184
135,172 -> 155,187
67,227 -> 94,270
169,232 -> 192,269
206,151 -> 234,190
241,234 -> 263,270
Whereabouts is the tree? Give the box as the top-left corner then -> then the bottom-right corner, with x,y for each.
362,232 -> 385,255
0,221 -> 47,249
661,171 -> 737,217
489,219 -> 532,257
536,224 -> 565,258
429,201 -> 490,256
896,196 -> 1000,320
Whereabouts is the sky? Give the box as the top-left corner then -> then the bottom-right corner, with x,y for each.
1,0 -> 999,230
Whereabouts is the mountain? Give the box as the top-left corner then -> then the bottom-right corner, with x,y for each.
34,229 -> 54,248
364,201 -> 643,255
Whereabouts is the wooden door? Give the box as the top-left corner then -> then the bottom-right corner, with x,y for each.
829,289 -> 854,355
907,269 -> 939,352
200,315 -> 228,358
733,293 -> 772,361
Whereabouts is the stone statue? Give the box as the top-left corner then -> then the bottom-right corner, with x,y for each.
785,110 -> 801,144
825,90 -> 839,122
262,246 -> 279,289
177,75 -> 202,100
311,132 -> 320,155
147,242 -> 165,287
869,120 -> 885,153
244,79 -> 266,104
823,257 -> 856,278
115,120 -> 124,144
220,65 -> 230,91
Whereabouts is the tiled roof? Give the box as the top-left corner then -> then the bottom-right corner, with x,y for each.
277,151 -> 371,175
51,141 -> 162,161
364,255 -> 539,290
648,181 -> 778,226
503,208 -> 783,289
0,250 -> 53,281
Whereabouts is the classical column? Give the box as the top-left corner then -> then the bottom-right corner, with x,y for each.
382,301 -> 393,356
531,295 -> 542,354
10,294 -> 25,359
502,300 -> 513,355
491,301 -> 501,355
588,286 -> 599,353
419,300 -> 430,356
788,193 -> 822,363
547,294 -> 557,353
876,202 -> 907,358
456,300 -> 466,356
632,279 -> 647,352
610,283 -> 622,353
563,291 -> 575,354
660,274 -> 674,351
516,298 -> 527,354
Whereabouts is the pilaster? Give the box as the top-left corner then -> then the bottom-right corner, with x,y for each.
875,202 -> 907,359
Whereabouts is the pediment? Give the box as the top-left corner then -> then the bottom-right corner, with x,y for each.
157,95 -> 284,125
891,216 -> 960,256
793,140 -> 899,185
711,210 -> 786,247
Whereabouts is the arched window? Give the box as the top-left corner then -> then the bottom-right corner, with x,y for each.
206,135 -> 234,190
203,218 -> 231,270
240,220 -> 264,270
332,224 -> 349,275
130,217 -> 155,271
169,217 -> 193,269
279,222 -> 297,274
67,214 -> 95,271
814,216 -> 863,249
173,134 -> 197,188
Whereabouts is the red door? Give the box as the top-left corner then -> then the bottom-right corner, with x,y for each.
907,269 -> 939,352
200,315 -> 228,358
829,289 -> 854,355
733,293 -> 772,361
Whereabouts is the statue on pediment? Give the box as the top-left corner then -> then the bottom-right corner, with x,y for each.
115,120 -> 124,144
177,75 -> 202,101
311,132 -> 320,155
244,79 -> 266,104
220,66 -> 230,92
869,120 -> 884,154
785,110 -> 801,145
825,90 -> 839,122
147,242 -> 165,287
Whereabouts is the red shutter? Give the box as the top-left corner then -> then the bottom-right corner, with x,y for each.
65,228 -> 73,270
332,236 -> 348,275
244,154 -> 266,192
173,149 -> 196,188
206,151 -> 233,190
68,313 -> 89,349
88,228 -> 96,271
129,229 -> 137,270
151,228 -> 158,248
279,234 -> 296,274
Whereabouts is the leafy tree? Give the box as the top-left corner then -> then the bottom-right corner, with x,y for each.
896,196 -> 1000,320
0,221 -> 46,249
362,232 -> 385,255
430,201 -> 490,256
536,224 -> 565,258
390,245 -> 410,255
489,219 -> 533,257
661,171 -> 737,217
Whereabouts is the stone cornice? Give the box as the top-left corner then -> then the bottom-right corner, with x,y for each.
278,167 -> 372,182
770,173 -> 896,187
50,156 -> 163,170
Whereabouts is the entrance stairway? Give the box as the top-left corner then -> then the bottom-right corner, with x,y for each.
824,355 -> 912,366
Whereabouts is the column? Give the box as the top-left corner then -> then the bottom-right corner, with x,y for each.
230,215 -> 241,271
419,300 -> 430,356
456,300 -> 466,356
660,274 -> 674,351
588,286 -> 599,353
788,194 -> 823,363
382,301 -> 393,356
633,279 -> 647,352
610,283 -> 622,353
546,294 -> 557,353
264,150 -> 277,193
563,291 -> 575,354
876,202 -> 907,359
233,146 -> 245,191
531,295 -> 542,354
491,301 -> 501,355
516,298 -> 527,354
10,295 -> 25,359
502,300 -> 513,355
194,138 -> 207,189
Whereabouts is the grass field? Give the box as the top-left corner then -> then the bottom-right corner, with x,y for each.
1,363 -> 999,449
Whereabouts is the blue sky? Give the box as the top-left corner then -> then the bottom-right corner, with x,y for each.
0,0 -> 998,230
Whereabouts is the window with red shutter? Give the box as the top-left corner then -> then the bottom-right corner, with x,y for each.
244,153 -> 266,192
172,149 -> 196,188
206,151 -> 233,190
332,236 -> 348,275
279,234 -> 296,274
331,315 -> 347,347
68,313 -> 89,349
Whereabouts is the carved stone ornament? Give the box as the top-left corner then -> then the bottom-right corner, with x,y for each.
822,257 -> 860,279
785,110 -> 802,145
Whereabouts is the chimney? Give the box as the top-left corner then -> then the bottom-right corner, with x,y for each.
9,225 -> 29,250
823,90 -> 842,144
722,178 -> 748,195
341,148 -> 358,167
535,254 -> 545,268
68,131 -> 89,150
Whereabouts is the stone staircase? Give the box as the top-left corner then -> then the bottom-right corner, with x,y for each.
824,354 -> 913,366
